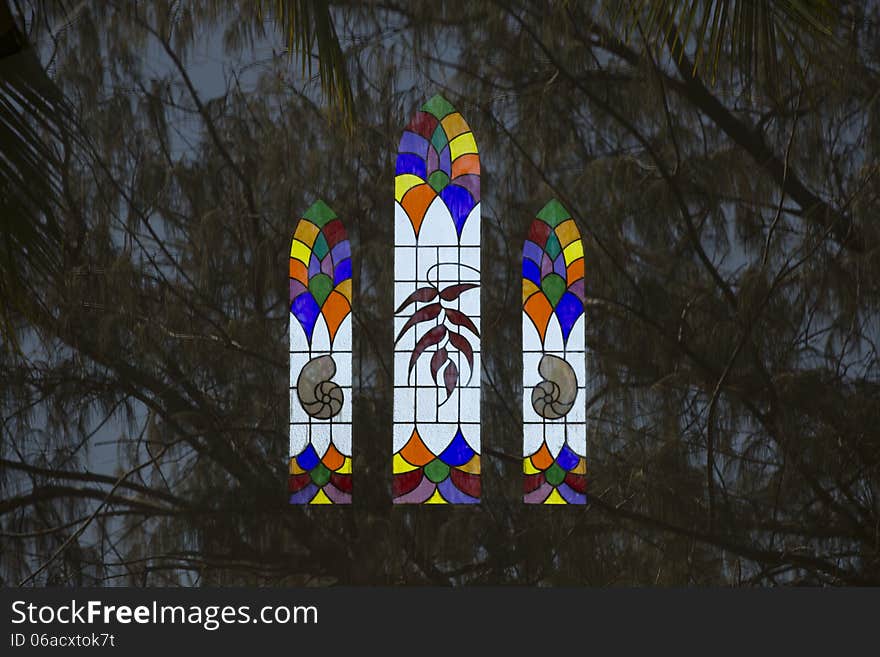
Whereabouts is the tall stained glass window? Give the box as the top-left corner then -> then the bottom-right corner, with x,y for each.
289,200 -> 353,504
522,200 -> 587,504
392,95 -> 481,504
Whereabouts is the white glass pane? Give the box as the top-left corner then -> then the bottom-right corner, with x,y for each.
332,423 -> 352,457
418,197 -> 457,246
394,201 -> 416,246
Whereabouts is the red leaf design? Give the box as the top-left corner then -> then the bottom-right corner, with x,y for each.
430,347 -> 448,384
447,331 -> 474,384
439,283 -> 478,301
444,360 -> 459,399
445,308 -> 480,337
395,286 -> 438,313
409,325 -> 447,375
394,303 -> 442,344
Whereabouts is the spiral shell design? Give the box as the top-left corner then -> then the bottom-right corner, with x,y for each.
531,354 -> 578,420
297,355 -> 344,419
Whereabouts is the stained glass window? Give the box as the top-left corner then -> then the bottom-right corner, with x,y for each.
522,200 -> 587,504
392,95 -> 481,504
289,200 -> 353,504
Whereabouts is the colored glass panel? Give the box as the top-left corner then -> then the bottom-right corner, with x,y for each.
522,199 -> 587,505
289,200 -> 353,505
393,95 -> 481,504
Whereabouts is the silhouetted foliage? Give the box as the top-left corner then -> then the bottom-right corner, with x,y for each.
2,0 -> 879,586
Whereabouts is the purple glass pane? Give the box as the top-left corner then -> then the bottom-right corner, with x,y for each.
556,482 -> 587,505
453,173 -> 480,202
439,145 -> 451,176
426,146 -> 439,176
398,131 -> 429,159
553,253 -> 567,278
524,480 -> 553,504
393,475 -> 435,504
523,240 -> 543,265
438,477 -> 479,504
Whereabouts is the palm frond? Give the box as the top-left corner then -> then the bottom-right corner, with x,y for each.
0,6 -> 68,351
602,1 -> 837,90
254,0 -> 353,123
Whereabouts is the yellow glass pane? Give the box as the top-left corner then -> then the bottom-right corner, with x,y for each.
395,174 -> 423,202
425,489 -> 449,504
563,239 -> 584,266
457,455 -> 481,474
294,220 -> 319,247
522,279 -> 539,305
555,219 -> 580,247
441,112 -> 469,140
393,452 -> 418,473
336,279 -> 352,302
337,456 -> 352,474
310,489 -> 333,504
449,132 -> 478,160
290,239 -> 312,264
290,457 -> 305,475
544,489 -> 567,504
523,457 -> 541,475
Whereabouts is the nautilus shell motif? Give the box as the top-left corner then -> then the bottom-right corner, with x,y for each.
531,355 -> 578,420
297,355 -> 344,420
522,200 -> 588,505
289,200 -> 353,505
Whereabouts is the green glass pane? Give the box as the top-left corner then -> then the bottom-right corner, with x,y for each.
312,232 -> 329,259
421,94 -> 456,120
310,463 -> 331,487
424,459 -> 451,483
428,170 -> 449,192
541,273 -> 566,308
545,462 -> 566,486
303,199 -> 337,227
536,199 -> 570,227
545,232 -> 562,260
431,124 -> 449,155
309,274 -> 333,306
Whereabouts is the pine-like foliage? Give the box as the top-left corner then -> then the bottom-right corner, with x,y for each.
2,0 -> 878,585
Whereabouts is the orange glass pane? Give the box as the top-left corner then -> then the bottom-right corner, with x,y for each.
289,258 -> 308,285
322,443 -> 345,472
566,257 -> 584,286
400,429 -> 436,467
530,442 -> 554,471
321,291 -> 351,342
401,184 -> 436,235
451,153 -> 480,178
523,292 -> 553,342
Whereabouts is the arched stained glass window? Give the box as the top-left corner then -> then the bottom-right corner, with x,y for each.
392,95 -> 481,504
289,200 -> 353,505
522,200 -> 587,504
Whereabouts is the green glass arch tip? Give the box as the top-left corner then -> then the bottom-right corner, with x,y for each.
421,94 -> 456,120
536,198 -> 571,227
303,199 -> 337,227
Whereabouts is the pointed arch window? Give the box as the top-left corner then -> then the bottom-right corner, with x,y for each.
392,96 -> 482,504
522,200 -> 587,504
289,201 -> 353,505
